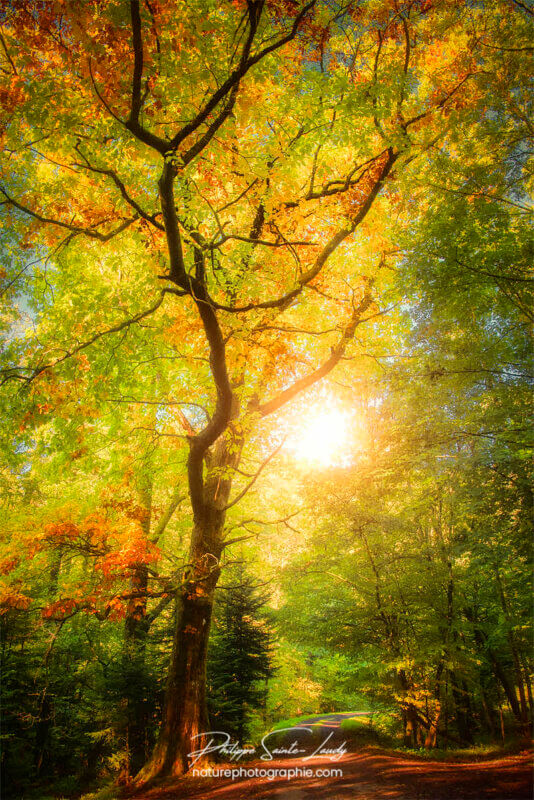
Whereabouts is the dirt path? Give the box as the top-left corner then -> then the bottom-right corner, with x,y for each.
268,711 -> 374,749
288,712 -> 371,727
131,748 -> 533,800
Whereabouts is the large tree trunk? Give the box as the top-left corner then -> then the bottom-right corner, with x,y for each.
136,435 -> 238,785
138,568 -> 218,780
135,527 -> 221,783
403,705 -> 419,748
424,703 -> 441,749
479,688 -> 498,740
490,651 -> 524,725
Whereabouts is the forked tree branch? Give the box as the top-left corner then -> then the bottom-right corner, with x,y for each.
124,0 -> 315,160
208,148 -> 397,313
168,1 -> 315,157
125,0 -> 168,153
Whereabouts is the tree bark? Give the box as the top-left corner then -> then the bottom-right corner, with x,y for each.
479,687 -> 497,739
135,557 -> 219,781
520,653 -> 533,721
449,672 -> 474,744
136,435 -> 239,784
465,605 -> 524,729
494,566 -> 531,732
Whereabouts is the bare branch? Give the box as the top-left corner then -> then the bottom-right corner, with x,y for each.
145,591 -> 176,627
510,0 -> 533,15
450,255 -> 534,284
211,233 -> 317,249
88,58 -> 122,123
403,73 -> 474,133
223,509 -> 304,538
221,533 -> 257,549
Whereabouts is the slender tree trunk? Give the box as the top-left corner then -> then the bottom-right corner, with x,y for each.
510,647 -> 529,728
237,704 -> 245,747
450,672 -> 473,744
520,653 -> 533,721
122,476 -> 153,778
494,566 -> 530,731
491,654 -> 523,724
444,676 -> 449,750
479,687 -> 497,739
465,606 -> 525,731
425,664 -> 443,749
401,708 -> 408,744
499,703 -> 506,743
33,547 -> 64,774
33,696 -> 52,775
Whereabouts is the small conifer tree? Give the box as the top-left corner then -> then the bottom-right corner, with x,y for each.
208,566 -> 275,744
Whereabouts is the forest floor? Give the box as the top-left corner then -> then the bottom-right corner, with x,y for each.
127,714 -> 533,800
127,749 -> 533,800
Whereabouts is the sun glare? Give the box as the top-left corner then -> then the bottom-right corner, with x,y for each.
290,408 -> 352,467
